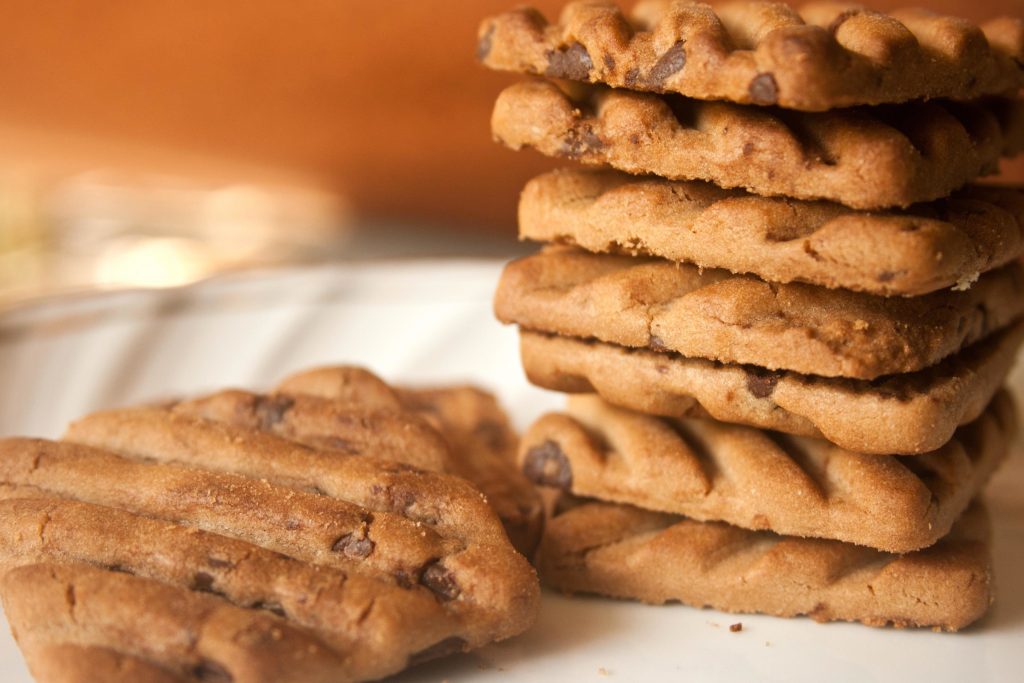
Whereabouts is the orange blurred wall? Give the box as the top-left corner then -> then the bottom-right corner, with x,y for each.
0,0 -> 1020,232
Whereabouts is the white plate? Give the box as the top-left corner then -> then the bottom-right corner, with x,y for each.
1,261 -> 1022,683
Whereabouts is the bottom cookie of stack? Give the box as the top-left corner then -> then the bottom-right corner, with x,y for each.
538,496 -> 992,632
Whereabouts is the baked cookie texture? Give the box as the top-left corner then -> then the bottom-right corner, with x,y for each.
0,373 -> 541,683
491,79 -> 1024,209
173,365 -> 544,558
479,1 -> 1024,111
519,168 -> 1024,296
519,320 -> 1024,455
519,391 -> 1013,552
270,365 -> 545,558
537,496 -> 993,631
496,245 -> 1024,379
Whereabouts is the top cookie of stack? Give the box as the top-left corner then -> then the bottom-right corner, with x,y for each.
481,1 -> 1024,630
481,0 -> 1024,208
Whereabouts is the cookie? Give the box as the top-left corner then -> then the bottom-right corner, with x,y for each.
0,409 -> 540,682
519,168 -> 1024,296
519,390 -> 1012,552
8,642 -> 187,683
491,79 -> 1024,209
495,245 -> 1024,379
270,365 -> 545,558
1,561 -> 349,683
173,389 -> 455,472
478,1 -> 1024,111
537,497 -> 993,631
518,319 -> 1024,455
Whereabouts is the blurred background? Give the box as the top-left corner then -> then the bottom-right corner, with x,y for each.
1,0 -> 1022,306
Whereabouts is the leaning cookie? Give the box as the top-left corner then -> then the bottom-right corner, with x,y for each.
492,79 -> 1024,209
519,319 -> 1024,455
0,403 -> 540,682
496,245 -> 1024,380
538,496 -> 993,631
478,1 -> 1024,111
519,168 -> 1024,297
270,365 -> 545,558
519,391 -> 1013,552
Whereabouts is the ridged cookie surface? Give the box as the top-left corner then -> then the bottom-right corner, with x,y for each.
492,79 -> 1024,209
519,319 -> 1024,455
496,246 -> 1024,379
171,365 -> 544,558
479,1 -> 1024,111
0,400 -> 540,682
520,168 -> 1024,296
268,365 -> 545,558
538,497 -> 993,631
520,392 -> 1013,551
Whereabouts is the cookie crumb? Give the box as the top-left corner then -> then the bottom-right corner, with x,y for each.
598,666 -> 611,676
764,641 -> 771,647
729,623 -> 742,632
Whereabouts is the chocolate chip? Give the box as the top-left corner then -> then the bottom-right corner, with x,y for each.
332,533 -> 375,559
748,73 -> 778,105
624,67 -> 640,87
421,562 -> 461,601
742,142 -> 755,156
545,42 -> 593,81
321,436 -> 359,454
408,636 -> 468,666
477,24 -> 495,62
645,40 -> 686,87
251,600 -> 287,617
649,335 -> 668,351
561,126 -> 604,159
370,484 -> 417,511
394,570 -> 414,589
254,394 -> 294,430
522,440 -> 573,489
745,369 -> 781,399
603,53 -> 615,71
877,271 -> 896,282
193,660 -> 233,683
207,556 -> 233,569
192,571 -> 216,593
730,622 -> 743,632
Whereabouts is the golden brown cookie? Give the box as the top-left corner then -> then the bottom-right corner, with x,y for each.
271,366 -> 545,558
0,404 -> 540,682
496,245 -> 1024,379
491,79 -> 1024,209
173,388 -> 454,471
519,168 -> 1024,296
478,1 -> 1024,111
479,1 -> 1024,111
519,391 -> 1013,551
519,319 -> 1024,455
10,642 -> 187,683
538,497 -> 993,631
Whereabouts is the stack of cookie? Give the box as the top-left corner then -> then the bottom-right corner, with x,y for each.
480,0 -> 1024,630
